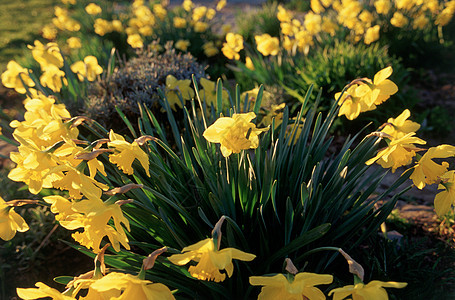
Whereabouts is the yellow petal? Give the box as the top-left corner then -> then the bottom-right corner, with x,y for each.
374,66 -> 393,84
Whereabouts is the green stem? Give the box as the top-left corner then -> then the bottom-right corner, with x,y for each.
302,246 -> 341,258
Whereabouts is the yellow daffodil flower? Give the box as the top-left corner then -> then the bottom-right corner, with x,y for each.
410,145 -> 455,189
164,75 -> 194,110
51,163 -> 108,199
381,109 -> 420,139
202,41 -> 219,57
1,61 -> 35,94
329,280 -> 407,300
216,0 -> 227,11
366,132 -> 426,172
85,3 -> 102,15
434,170 -> 455,216
28,40 -> 64,70
374,0 -> 392,14
173,16 -> 187,28
66,37 -> 81,49
199,78 -> 228,107
250,272 -> 333,300
194,21 -> 209,32
336,84 -> 375,120
390,12 -> 408,27
261,103 -> 286,128
168,237 -> 256,282
175,39 -> 190,51
203,112 -> 269,157
311,0 -> 325,13
42,24 -> 58,40
127,33 -> 144,48
304,12 -> 322,35
0,197 -> 29,241
153,4 -> 167,20
183,0 -> 194,11
245,56 -> 255,70
255,34 -> 280,56
71,56 -> 103,81
89,272 -> 175,299
277,5 -> 293,22
241,87 -> 274,105
108,130 -> 150,176
355,66 -> 398,106
192,6 -> 207,22
16,282 -> 75,300
222,33 -> 244,60
364,25 -> 380,45
59,195 -> 130,252
43,195 -> 76,222
94,18 -> 114,36
413,14 -> 429,29
40,65 -> 67,92
8,144 -> 59,194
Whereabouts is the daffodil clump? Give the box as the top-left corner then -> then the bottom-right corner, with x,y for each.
237,0 -> 455,60
37,0 -> 228,70
2,62 -> 427,299
1,40 -> 103,101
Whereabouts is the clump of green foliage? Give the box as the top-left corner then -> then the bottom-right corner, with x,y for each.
84,43 -> 206,127
235,40 -> 415,129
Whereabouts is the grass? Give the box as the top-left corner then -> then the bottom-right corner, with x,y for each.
0,0 -> 59,72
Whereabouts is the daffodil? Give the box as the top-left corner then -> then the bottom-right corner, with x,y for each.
255,34 -> 280,56
329,280 -> 407,300
1,60 -> 35,94
85,3 -> 102,15
410,145 -> 455,189
366,132 -> 426,172
16,282 -> 75,300
203,112 -> 269,157
127,33 -> 143,48
336,84 -> 375,120
175,39 -> 190,51
202,41 -> 219,57
199,78 -> 229,107
42,24 -> 58,40
164,75 -> 194,110
390,12 -> 408,27
67,37 -> 82,49
216,0 -> 226,11
245,56 -> 255,70
381,109 -> 420,139
434,170 -> 455,216
40,65 -> 67,92
43,195 -> 76,222
173,16 -> 187,28
59,195 -> 130,252
0,197 -> 29,241
194,21 -> 208,32
364,25 -> 380,45
277,5 -> 293,22
94,18 -> 114,36
28,40 -> 64,70
222,33 -> 244,60
108,130 -> 150,176
355,66 -> 398,106
168,237 -> 256,282
250,272 -> 333,300
70,56 -> 103,82
88,272 -> 175,299
153,3 -> 167,20
183,0 -> 194,11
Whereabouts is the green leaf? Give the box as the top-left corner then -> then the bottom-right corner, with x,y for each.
265,223 -> 331,265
